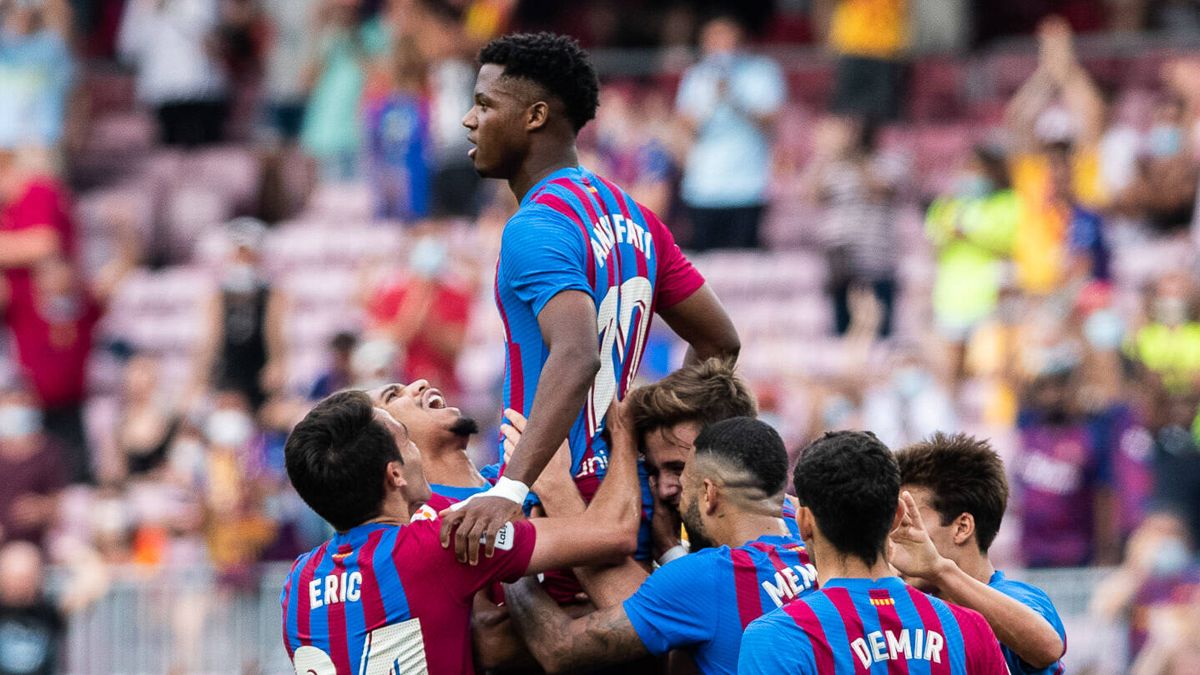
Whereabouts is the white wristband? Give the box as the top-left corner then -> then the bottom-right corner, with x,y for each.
657,543 -> 690,566
488,476 -> 530,505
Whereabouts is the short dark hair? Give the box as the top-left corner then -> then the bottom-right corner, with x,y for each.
478,32 -> 600,132
793,431 -> 899,565
628,358 -> 757,443
284,391 -> 401,531
693,417 -> 787,497
895,432 -> 1009,552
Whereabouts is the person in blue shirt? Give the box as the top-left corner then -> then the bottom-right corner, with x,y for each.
892,432 -> 1067,674
441,32 -> 739,565
502,418 -> 815,675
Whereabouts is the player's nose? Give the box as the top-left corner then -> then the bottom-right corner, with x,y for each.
462,108 -> 476,129
405,380 -> 430,397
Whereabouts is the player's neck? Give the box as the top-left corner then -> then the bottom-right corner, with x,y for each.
812,540 -> 895,584
422,445 -> 488,488
510,146 -> 579,202
724,512 -> 789,548
955,549 -> 996,585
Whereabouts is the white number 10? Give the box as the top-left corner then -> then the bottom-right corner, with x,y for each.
586,276 -> 653,438
291,618 -> 428,675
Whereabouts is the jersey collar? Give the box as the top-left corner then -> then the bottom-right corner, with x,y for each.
520,166 -> 585,207
821,576 -> 908,592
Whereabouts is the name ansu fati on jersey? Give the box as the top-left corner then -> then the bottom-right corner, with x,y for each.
590,214 -> 654,265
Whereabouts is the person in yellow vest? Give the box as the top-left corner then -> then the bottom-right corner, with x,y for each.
1005,16 -> 1107,296
1130,272 -> 1200,395
926,146 -> 1019,385
815,0 -> 907,121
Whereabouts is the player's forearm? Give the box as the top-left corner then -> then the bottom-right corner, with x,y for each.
503,577 -> 595,673
585,410 -> 640,531
930,561 -> 1064,668
505,347 -> 599,485
574,559 -> 648,609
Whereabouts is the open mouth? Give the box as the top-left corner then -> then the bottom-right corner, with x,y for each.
423,389 -> 447,410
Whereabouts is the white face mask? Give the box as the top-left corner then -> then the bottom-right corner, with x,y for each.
205,409 -> 255,448
221,263 -> 259,294
1083,309 -> 1125,351
0,405 -> 42,439
1150,537 -> 1193,577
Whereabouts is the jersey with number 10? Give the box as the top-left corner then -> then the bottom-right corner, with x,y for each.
495,166 -> 705,494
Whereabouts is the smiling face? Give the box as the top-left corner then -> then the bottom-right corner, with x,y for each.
368,380 -> 477,454
462,63 -> 538,179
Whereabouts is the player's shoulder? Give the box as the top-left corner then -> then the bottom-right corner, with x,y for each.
989,572 -> 1064,624
746,600 -> 809,640
502,202 -> 583,243
283,541 -> 330,587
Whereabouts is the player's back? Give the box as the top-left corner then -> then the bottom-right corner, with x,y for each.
622,534 -> 817,674
738,577 -> 1008,674
281,518 -> 535,674
495,165 -> 704,491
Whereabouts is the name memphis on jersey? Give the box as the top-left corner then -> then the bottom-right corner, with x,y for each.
589,212 -> 653,264
763,561 -> 818,608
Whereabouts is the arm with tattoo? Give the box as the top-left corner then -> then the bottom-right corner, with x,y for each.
504,576 -> 649,673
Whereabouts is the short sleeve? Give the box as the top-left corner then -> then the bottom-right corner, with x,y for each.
621,554 -> 715,654
952,606 -> 1011,675
735,59 -> 786,116
646,210 -> 704,310
499,208 -> 591,317
738,615 -> 809,674
405,519 -> 537,599
994,581 -> 1067,650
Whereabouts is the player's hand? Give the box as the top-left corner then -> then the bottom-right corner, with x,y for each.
606,397 -> 635,459
439,496 -> 522,565
888,490 -> 946,580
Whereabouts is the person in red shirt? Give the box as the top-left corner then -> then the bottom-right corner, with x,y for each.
365,234 -> 471,398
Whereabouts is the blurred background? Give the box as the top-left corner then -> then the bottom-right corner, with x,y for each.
0,0 -> 1199,672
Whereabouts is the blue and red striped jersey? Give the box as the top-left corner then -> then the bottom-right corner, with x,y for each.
623,534 -> 816,674
738,577 -> 1009,674
280,518 -> 535,674
495,166 -> 705,494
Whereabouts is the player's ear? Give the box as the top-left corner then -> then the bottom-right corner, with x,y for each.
387,460 -> 407,490
952,512 -> 974,546
526,101 -> 549,131
797,506 -> 815,541
703,479 -> 719,515
891,500 -> 905,532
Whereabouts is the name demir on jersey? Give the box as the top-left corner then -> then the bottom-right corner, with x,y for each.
851,628 -> 946,669
589,214 -> 653,265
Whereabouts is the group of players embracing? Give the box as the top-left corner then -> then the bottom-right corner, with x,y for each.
278,30 -> 1066,675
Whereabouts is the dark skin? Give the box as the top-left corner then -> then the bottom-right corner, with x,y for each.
441,62 -> 740,564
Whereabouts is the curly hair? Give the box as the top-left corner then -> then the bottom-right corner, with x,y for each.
895,432 -> 1009,552
794,431 -> 899,565
479,32 -> 600,132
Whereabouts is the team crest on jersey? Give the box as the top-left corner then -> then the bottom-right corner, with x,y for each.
411,504 -> 439,522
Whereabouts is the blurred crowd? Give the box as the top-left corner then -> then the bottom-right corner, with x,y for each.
1,0 -> 1200,672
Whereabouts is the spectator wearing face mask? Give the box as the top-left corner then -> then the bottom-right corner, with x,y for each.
0,186 -> 137,484
1113,96 -> 1198,235
363,233 -> 471,397
1131,272 -> 1200,395
0,388 -> 65,549
191,218 -> 288,412
861,343 -> 957,450
1015,365 -> 1113,567
0,541 -> 62,675
926,146 -> 1020,383
1091,512 -> 1200,665
0,0 -> 74,152
201,389 -> 276,587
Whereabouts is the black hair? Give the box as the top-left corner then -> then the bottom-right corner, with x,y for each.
693,417 -> 787,497
895,433 -> 1009,552
793,431 -> 899,565
478,32 -> 600,133
284,390 -> 401,531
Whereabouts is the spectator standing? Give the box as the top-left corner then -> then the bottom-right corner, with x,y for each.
307,331 -> 357,400
300,0 -> 388,181
259,0 -> 321,142
0,388 -> 65,548
817,0 -> 908,121
675,13 -> 784,251
192,218 -> 287,412
117,0 -> 230,147
0,0 -> 74,152
364,36 -> 432,222
364,235 -> 470,398
806,116 -> 902,336
926,146 -> 1019,382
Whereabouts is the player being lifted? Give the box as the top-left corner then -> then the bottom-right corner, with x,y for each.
441,32 -> 740,562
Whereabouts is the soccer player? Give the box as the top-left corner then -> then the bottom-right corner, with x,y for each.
279,388 -> 640,675
443,32 -> 740,561
502,418 -> 816,675
372,379 -> 492,503
891,432 -> 1067,674
738,431 -> 1009,674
